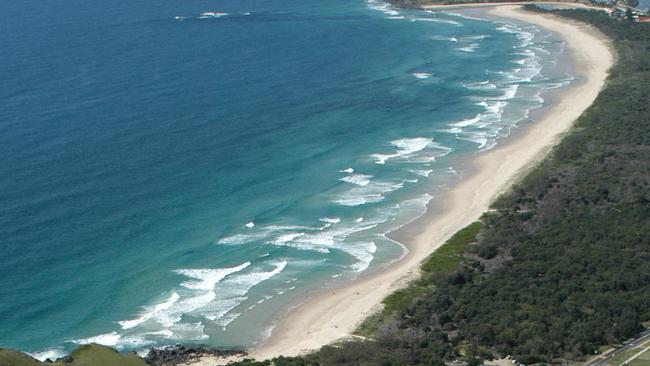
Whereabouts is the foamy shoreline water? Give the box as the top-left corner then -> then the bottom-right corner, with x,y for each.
181,4 -> 614,365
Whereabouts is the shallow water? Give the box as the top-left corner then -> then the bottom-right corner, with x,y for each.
0,0 -> 572,358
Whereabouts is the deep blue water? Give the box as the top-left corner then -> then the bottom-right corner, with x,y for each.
0,0 -> 572,359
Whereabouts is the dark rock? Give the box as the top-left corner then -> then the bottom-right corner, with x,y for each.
144,344 -> 247,366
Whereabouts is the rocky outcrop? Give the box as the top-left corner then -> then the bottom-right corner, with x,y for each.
145,345 -> 247,366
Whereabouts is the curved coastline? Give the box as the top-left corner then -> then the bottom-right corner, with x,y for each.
186,5 -> 615,365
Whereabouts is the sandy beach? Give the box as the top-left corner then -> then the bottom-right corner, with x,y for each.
186,5 -> 614,365
421,1 -> 608,10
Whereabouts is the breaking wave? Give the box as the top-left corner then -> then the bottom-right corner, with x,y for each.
366,0 -> 399,16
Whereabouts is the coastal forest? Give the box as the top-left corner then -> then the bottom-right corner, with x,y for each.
229,7 -> 650,366
2,6 -> 649,366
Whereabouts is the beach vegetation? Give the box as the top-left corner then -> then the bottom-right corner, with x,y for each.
355,222 -> 482,337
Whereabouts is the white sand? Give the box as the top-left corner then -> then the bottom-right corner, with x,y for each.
185,5 -> 614,365
422,1 -> 607,11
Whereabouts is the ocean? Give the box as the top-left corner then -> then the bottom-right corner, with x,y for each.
639,0 -> 650,11
0,0 -> 573,359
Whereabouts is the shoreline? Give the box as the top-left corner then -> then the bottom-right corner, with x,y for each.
186,5 -> 614,365
419,1 -> 608,10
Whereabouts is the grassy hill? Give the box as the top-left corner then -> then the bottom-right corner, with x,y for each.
0,345 -> 148,366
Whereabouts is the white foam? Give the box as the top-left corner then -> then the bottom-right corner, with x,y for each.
451,70 -> 524,151
386,193 -> 435,235
411,18 -> 462,26
440,127 -> 462,134
517,31 -> 535,48
477,100 -> 508,114
218,232 -> 268,245
244,222 -> 255,229
218,224 -> 320,245
452,88 -> 521,151
464,34 -> 490,40
431,35 -> 458,42
174,261 -> 287,330
334,180 -> 404,206
348,242 -> 377,272
340,174 -> 373,186
402,141 -> 453,163
457,43 -> 480,53
496,84 -> 519,100
531,45 -> 551,55
412,72 -> 432,79
144,329 -> 173,338
464,80 -> 496,90
168,322 -> 208,341
29,348 -> 67,362
497,23 -> 537,48
98,262 -> 252,339
443,12 -> 490,22
175,262 -> 251,291
265,224 -> 317,231
74,332 -> 122,347
220,220 -> 346,253
119,292 -> 181,330
290,259 -> 327,267
261,217 -> 385,272
271,233 -> 305,244
499,50 -> 542,86
459,133 -> 489,149
136,349 -> 151,358
534,76 -> 573,91
199,12 -> 227,18
319,217 -> 341,224
410,169 -> 433,177
221,261 -> 287,296
305,220 -> 384,271
366,0 -> 399,16
496,24 -> 518,34
451,116 -> 480,127
371,137 -> 433,164
201,297 -> 245,322
293,237 -> 377,271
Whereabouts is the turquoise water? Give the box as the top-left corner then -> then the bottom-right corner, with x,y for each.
0,0 -> 572,359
